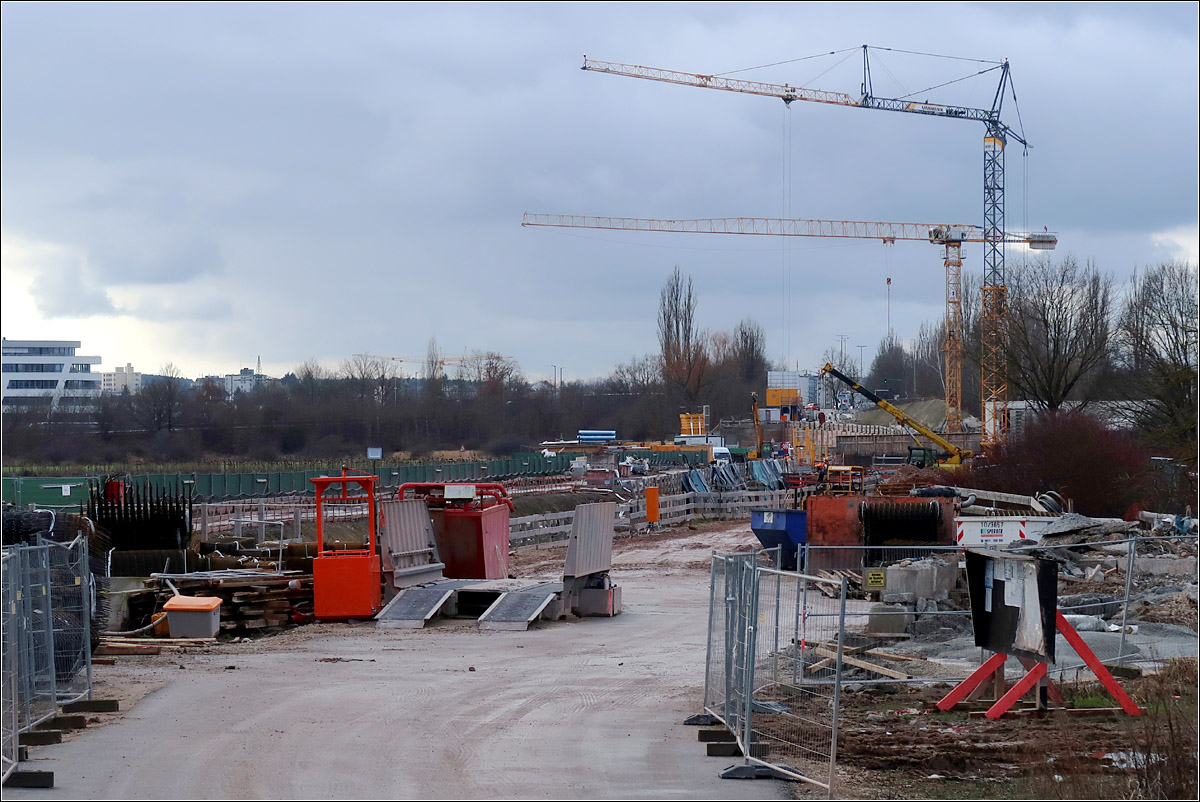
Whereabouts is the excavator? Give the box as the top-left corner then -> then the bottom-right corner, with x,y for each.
820,363 -> 973,469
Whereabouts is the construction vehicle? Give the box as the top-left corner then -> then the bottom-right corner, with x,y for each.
820,363 -> 973,469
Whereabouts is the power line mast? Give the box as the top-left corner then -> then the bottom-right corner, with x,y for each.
581,48 -> 1032,446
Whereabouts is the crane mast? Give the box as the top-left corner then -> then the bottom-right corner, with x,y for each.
582,50 -> 1029,446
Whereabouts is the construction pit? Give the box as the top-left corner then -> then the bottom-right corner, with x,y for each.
6,512 -> 1197,801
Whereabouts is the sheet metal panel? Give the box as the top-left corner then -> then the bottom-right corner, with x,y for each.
379,499 -> 439,571
563,502 -> 616,578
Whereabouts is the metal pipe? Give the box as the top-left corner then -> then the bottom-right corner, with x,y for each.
828,577 -> 848,799
1118,538 -> 1136,665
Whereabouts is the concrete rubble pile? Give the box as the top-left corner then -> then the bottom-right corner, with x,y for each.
867,555 -> 972,641
863,511 -> 1198,641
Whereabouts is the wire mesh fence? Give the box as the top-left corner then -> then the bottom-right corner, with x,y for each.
2,551 -> 19,784
3,536 -> 96,743
745,567 -> 846,790
10,543 -> 58,732
47,537 -> 92,704
702,549 -> 847,794
800,534 -> 1198,686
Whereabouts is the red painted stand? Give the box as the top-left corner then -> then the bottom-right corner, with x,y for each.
936,611 -> 1143,717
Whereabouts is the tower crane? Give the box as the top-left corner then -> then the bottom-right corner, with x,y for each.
581,49 -> 1033,446
522,212 -> 1055,433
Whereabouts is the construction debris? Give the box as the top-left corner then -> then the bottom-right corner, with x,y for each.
144,570 -> 314,635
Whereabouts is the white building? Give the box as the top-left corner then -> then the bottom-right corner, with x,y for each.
222,367 -> 278,398
101,363 -> 143,395
2,338 -> 102,410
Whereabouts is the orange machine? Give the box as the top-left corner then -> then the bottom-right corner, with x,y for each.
310,469 -> 381,621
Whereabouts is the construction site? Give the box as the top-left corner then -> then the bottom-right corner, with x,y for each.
3,30 -> 1198,802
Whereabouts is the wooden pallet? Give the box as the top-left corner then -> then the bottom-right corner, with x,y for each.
147,571 -> 314,635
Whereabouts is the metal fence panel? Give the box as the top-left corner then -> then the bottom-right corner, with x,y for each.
745,568 -> 845,791
702,553 -> 844,793
1,551 -> 18,783
12,544 -> 58,731
47,537 -> 92,704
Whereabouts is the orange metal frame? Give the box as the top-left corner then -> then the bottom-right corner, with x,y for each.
310,468 -> 381,620
396,482 -> 515,512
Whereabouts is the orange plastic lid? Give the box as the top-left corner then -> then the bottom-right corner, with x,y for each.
163,595 -> 222,612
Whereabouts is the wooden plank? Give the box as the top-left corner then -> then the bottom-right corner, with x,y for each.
865,649 -> 924,662
811,646 -> 910,679
95,644 -> 162,656
100,636 -> 216,644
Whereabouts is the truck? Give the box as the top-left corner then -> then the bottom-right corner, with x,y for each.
820,363 -> 973,469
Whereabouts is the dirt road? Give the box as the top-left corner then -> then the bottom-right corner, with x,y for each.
9,522 -> 788,800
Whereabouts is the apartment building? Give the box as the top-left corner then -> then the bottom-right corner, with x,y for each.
1,338 -> 102,410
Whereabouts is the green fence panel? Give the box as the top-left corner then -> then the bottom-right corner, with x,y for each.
6,451 -> 607,505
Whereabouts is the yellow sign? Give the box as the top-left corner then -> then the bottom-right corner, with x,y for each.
865,569 -> 887,589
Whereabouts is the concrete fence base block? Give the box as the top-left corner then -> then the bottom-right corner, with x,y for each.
4,770 -> 55,789
868,603 -> 914,634
720,764 -> 795,781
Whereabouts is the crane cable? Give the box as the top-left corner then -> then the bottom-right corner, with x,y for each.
714,46 -> 861,77
781,102 -> 794,367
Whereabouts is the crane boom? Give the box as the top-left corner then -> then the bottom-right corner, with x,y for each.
524,212 -> 1055,434
820,363 -> 973,466
521,213 -> 1056,248
581,57 -> 1025,145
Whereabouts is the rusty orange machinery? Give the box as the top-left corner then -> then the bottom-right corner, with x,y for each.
311,469 -> 382,621
803,494 -> 958,573
397,483 -> 515,580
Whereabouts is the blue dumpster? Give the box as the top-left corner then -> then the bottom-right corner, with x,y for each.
750,509 -> 807,570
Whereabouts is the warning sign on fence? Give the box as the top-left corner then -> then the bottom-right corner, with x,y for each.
864,568 -> 886,589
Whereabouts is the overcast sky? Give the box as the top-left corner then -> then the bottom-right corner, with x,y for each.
3,2 -> 1197,383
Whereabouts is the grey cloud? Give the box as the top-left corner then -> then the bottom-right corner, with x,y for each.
27,252 -> 120,319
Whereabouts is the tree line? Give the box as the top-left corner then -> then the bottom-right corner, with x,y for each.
2,258 -> 1193,468
1,272 -> 770,465
858,258 -> 1197,453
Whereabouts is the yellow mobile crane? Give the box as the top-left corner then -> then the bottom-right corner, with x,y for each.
750,393 -> 765,459
820,363 -> 972,469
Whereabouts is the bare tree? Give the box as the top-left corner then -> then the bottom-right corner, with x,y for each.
865,334 -> 908,399
657,266 -> 710,402
135,363 -> 186,432
421,337 -> 445,401
611,354 -> 663,394
340,354 -> 390,405
1118,260 -> 1199,446
911,320 -> 946,399
1003,255 -> 1115,411
294,359 -> 330,406
732,318 -> 768,384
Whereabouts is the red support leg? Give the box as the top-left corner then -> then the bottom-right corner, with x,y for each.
1018,656 -> 1064,704
986,661 -> 1047,719
937,652 -> 1007,711
1055,611 -> 1143,715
